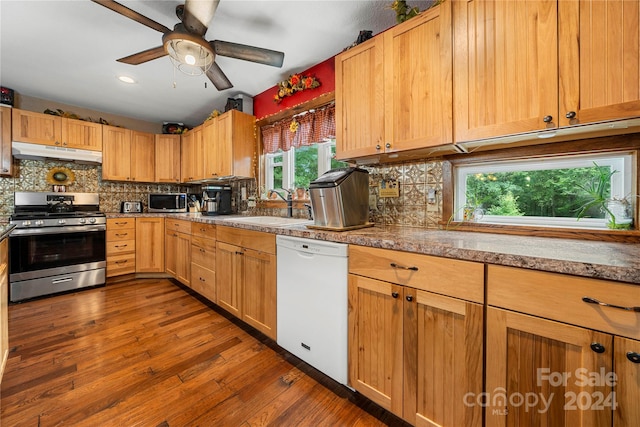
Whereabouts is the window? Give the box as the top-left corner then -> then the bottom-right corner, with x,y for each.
453,152 -> 635,229
264,139 -> 348,197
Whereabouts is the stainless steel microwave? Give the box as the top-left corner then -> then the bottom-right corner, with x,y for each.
148,193 -> 187,213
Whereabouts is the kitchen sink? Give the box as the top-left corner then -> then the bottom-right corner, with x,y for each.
221,216 -> 313,227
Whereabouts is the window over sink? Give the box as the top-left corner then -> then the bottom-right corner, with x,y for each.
453,151 -> 636,229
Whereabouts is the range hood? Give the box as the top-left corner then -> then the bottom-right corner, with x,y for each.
12,141 -> 102,164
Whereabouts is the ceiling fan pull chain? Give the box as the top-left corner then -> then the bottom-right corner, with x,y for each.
173,65 -> 177,89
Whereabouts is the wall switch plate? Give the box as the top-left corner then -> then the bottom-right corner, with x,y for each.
369,195 -> 377,209
427,188 -> 436,204
240,187 -> 247,200
247,197 -> 256,208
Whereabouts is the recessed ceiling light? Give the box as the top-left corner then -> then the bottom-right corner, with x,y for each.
117,75 -> 136,84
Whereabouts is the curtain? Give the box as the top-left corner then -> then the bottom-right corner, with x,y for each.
261,104 -> 335,154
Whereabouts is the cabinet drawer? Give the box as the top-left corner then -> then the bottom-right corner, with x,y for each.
166,219 -> 192,234
106,239 -> 135,256
349,245 -> 484,303
191,222 -> 216,239
191,236 -> 216,268
107,229 -> 135,241
217,226 -> 276,254
107,254 -> 135,277
487,265 -> 640,340
107,218 -> 135,230
191,262 -> 216,302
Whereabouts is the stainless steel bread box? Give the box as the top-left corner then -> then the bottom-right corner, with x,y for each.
309,167 -> 369,228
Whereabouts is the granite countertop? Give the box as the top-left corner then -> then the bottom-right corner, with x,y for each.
107,213 -> 640,285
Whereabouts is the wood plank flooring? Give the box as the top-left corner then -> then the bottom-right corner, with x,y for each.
1,279 -> 409,426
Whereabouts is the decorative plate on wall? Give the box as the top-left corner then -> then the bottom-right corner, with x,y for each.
46,166 -> 75,186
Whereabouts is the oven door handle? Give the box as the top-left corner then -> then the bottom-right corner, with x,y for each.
10,224 -> 106,236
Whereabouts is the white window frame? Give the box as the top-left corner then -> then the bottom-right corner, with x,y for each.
454,151 -> 635,229
263,139 -> 337,198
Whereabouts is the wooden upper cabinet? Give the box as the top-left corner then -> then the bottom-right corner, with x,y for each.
155,134 -> 181,183
336,3 -> 453,160
180,125 -> 203,182
202,118 -> 218,178
0,106 -> 12,176
453,0 -> 559,143
335,36 -> 385,159
130,131 -> 155,182
12,108 -> 62,146
558,0 -> 640,127
62,118 -> 102,150
384,2 -> 453,152
102,125 -> 131,181
12,109 -> 101,150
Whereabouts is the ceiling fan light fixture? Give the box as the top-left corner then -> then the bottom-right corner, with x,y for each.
163,32 -> 214,77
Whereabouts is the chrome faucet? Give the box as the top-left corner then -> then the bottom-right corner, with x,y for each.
268,189 -> 293,218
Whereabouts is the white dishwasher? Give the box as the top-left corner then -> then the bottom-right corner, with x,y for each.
276,235 -> 349,385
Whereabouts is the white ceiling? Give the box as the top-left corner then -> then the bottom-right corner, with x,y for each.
0,0 -> 429,127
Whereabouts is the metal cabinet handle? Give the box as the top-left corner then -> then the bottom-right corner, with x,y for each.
115,244 -> 127,248
582,296 -> 640,312
565,111 -> 576,119
390,262 -> 418,271
627,352 -> 640,363
543,115 -> 553,123
590,342 -> 606,354
375,144 -> 381,151
115,260 -> 128,265
391,292 -> 399,299
385,142 -> 391,149
115,233 -> 128,237
406,295 -> 414,302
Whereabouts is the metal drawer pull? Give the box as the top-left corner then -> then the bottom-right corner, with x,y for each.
390,262 -> 418,271
627,352 -> 640,364
52,277 -> 73,285
582,296 -> 640,312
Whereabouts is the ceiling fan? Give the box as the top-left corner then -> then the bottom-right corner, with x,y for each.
92,0 -> 285,90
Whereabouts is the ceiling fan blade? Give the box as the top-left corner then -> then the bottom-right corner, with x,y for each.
117,46 -> 167,65
206,62 -> 233,91
211,40 -> 284,68
91,0 -> 171,33
182,0 -> 220,36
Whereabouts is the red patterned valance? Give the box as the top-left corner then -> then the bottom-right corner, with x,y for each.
261,104 -> 335,154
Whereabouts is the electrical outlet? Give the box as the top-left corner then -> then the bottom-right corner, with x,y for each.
247,197 -> 256,208
369,195 -> 377,209
427,188 -> 437,204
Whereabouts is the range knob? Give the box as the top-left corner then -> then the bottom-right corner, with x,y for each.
89,218 -> 97,224
79,218 -> 86,224
58,219 -> 66,225
22,220 -> 32,227
35,220 -> 44,226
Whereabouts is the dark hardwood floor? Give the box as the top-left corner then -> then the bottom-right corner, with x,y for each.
1,279 -> 409,426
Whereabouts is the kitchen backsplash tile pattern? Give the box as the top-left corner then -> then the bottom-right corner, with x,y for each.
1,159 -> 444,228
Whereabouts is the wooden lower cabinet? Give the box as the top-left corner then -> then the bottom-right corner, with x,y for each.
216,226 -> 276,339
165,219 -> 191,286
135,217 -> 164,273
106,218 -> 136,277
348,245 -> 484,426
487,264 -> 640,427
190,222 -> 216,302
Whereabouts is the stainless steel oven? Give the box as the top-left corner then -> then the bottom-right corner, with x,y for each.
9,192 -> 106,302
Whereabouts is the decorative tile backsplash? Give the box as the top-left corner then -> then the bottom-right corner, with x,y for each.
1,158 -> 444,229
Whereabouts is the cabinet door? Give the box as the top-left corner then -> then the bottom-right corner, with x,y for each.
0,106 -> 12,176
165,230 -> 177,278
214,113 -> 232,177
384,2 -> 453,151
558,0 -> 640,127
202,118 -> 218,178
242,248 -> 276,339
227,110 -> 255,178
405,290 -> 483,427
453,0 -> 558,142
130,131 -> 155,182
62,118 -> 102,150
155,134 -> 181,183
216,241 -> 241,318
348,274 -> 404,416
180,127 -> 203,182
102,125 -> 131,181
135,217 -> 164,273
614,336 -> 640,427
335,36 -> 385,159
175,232 -> 191,286
486,307 -> 613,427
12,109 -> 61,146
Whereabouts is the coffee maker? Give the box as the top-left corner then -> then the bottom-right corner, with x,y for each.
201,185 -> 232,215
